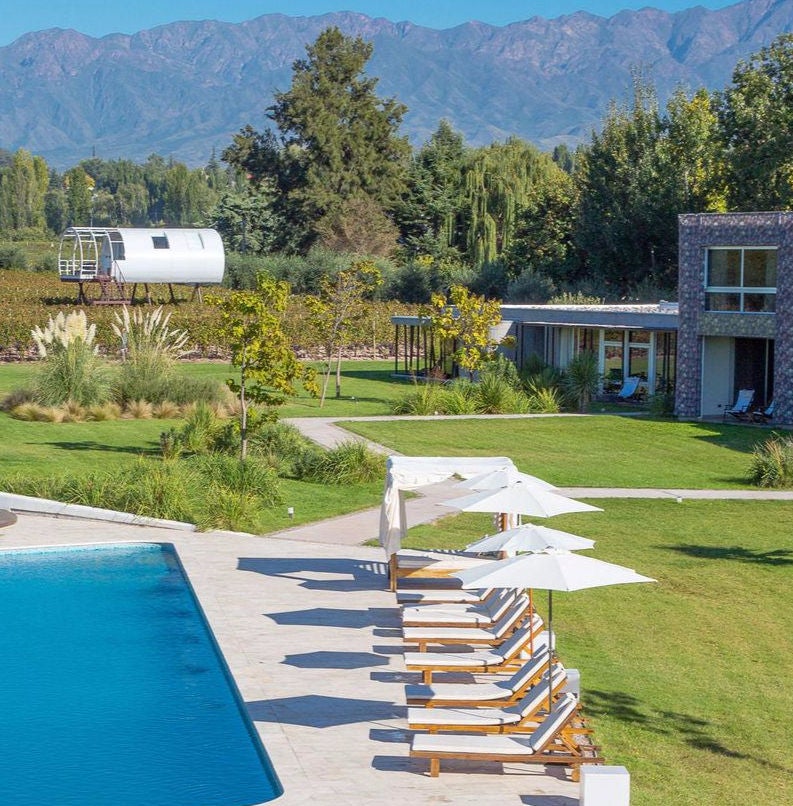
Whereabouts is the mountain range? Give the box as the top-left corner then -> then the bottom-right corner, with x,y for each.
1,0 -> 792,168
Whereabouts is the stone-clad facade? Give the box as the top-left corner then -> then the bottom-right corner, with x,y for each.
677,212 -> 793,425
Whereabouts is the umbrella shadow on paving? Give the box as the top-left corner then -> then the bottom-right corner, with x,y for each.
238,557 -> 388,590
369,727 -> 412,744
282,650 -> 390,669
247,695 -> 404,728
660,544 -> 793,566
265,606 -> 398,629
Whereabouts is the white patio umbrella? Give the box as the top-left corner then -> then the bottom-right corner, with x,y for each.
465,524 -> 596,555
439,480 -> 603,519
454,550 -> 655,712
455,468 -> 557,492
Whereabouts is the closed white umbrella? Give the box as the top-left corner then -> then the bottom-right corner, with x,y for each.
454,550 -> 655,712
440,480 -> 603,518
466,524 -> 596,555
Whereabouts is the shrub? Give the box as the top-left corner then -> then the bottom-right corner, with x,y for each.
87,402 -> 123,421
295,440 -> 384,485
1,387 -> 35,411
123,399 -> 154,419
176,401 -> 219,454
31,310 -> 111,406
391,381 -> 444,415
474,373 -> 528,414
151,400 -> 182,419
440,379 -> 478,415
479,353 -> 523,391
247,421 -> 317,475
192,454 -> 282,507
0,246 -> 27,270
526,385 -> 563,413
749,433 -> 793,488
562,351 -> 599,412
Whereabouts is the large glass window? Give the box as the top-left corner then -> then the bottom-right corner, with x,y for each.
705,247 -> 776,312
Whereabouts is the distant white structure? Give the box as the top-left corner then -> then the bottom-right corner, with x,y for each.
58,227 -> 225,303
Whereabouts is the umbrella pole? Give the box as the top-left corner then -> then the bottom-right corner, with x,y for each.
547,590 -> 554,715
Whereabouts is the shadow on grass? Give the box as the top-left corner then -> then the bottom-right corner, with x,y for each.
587,689 -> 793,773
661,543 -> 793,565
40,439 -> 160,456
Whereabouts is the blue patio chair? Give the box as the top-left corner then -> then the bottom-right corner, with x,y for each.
723,389 -> 754,421
616,376 -> 642,401
752,400 -> 775,423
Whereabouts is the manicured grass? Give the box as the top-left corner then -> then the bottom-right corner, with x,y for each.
343,415 -> 784,488
399,499 -> 793,806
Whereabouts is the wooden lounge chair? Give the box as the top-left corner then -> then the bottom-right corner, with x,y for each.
402,594 -> 531,652
401,588 -> 520,628
724,389 -> 754,421
752,400 -> 775,423
405,642 -> 551,708
407,664 -> 567,733
396,586 -> 494,605
393,550 -> 489,584
404,615 -> 546,683
410,692 -> 603,780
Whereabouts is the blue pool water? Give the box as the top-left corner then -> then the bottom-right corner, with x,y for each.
0,543 -> 282,805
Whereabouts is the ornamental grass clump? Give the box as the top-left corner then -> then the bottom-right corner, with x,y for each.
749,432 -> 793,488
112,306 -> 189,404
31,310 -> 111,406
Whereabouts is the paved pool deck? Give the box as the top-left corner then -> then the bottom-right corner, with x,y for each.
1,508 -> 579,806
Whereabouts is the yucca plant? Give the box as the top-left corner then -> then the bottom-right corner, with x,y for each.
749,433 -> 793,488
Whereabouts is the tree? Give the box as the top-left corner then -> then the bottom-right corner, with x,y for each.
208,275 -> 317,460
573,76 -> 679,294
268,26 -> 411,246
63,166 -> 94,226
396,120 -> 468,260
428,285 -> 503,378
463,138 -> 560,266
0,149 -> 49,231
305,260 -> 382,406
717,33 -> 793,210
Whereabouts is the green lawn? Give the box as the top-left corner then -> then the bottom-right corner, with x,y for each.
343,415 -> 781,488
400,499 -> 793,806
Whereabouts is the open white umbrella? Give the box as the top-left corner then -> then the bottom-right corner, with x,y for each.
440,480 -> 603,519
466,524 -> 595,555
454,550 -> 655,712
455,468 -> 557,492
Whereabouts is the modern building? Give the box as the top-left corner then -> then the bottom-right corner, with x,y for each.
499,303 -> 678,394
676,212 -> 791,425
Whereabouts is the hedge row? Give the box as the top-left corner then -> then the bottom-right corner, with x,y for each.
0,270 -> 414,358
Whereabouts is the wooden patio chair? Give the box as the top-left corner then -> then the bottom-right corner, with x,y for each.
404,615 -> 546,684
402,594 -> 531,652
401,588 -> 520,628
410,692 -> 603,780
407,664 -> 568,733
405,642 -> 552,708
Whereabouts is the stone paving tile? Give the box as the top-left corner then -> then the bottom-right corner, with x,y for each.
1,514 -> 580,806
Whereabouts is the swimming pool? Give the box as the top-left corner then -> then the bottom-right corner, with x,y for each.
0,543 -> 282,805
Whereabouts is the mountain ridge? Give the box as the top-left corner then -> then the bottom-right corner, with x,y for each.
0,0 -> 791,168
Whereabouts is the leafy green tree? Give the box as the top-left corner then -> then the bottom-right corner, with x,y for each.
268,26 -> 411,247
574,76 -> 679,294
664,87 -> 727,213
428,284 -> 503,378
305,260 -> 382,405
208,275 -> 317,459
717,33 -> 793,210
0,149 -> 49,231
211,184 -> 280,255
63,166 -> 94,226
396,120 -> 468,260
163,163 -> 217,226
463,137 -> 560,266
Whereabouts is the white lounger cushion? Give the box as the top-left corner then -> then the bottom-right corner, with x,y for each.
404,624 -> 547,671
410,693 -> 578,756
405,641 -> 550,703
403,595 -> 529,644
396,587 -> 492,604
401,589 -> 518,626
407,666 -> 565,728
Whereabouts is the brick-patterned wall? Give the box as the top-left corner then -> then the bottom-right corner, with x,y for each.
677,212 -> 793,425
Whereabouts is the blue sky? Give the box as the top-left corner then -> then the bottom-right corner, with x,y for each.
1,1 -> 738,47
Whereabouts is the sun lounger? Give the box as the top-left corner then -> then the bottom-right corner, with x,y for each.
723,389 -> 754,421
405,643 -> 551,707
402,594 -> 531,652
401,588 -> 520,628
404,616 -> 546,683
394,551 -> 490,583
410,692 -> 603,779
396,587 -> 494,605
407,664 -> 567,733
